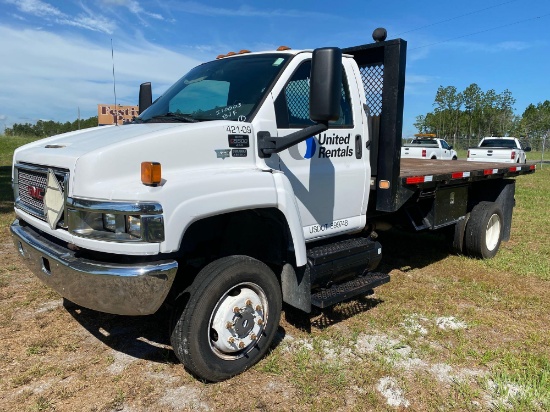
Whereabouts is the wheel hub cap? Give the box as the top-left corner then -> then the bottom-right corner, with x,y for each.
209,285 -> 266,358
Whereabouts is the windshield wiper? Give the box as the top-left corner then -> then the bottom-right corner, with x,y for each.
144,112 -> 199,123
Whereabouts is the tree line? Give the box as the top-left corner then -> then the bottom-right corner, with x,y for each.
4,116 -> 98,137
414,84 -> 550,151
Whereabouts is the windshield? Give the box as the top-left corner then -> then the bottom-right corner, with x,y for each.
138,54 -> 291,123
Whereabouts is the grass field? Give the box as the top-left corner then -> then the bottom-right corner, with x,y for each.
0,135 -> 548,411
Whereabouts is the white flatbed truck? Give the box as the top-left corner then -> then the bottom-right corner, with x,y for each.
10,29 -> 535,381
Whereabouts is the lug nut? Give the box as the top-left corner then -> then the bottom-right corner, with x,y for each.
226,321 -> 233,329
233,306 -> 240,313
255,305 -> 262,311
257,319 -> 264,326
250,333 -> 257,340
228,337 -> 235,344
238,341 -> 245,349
245,299 -> 252,306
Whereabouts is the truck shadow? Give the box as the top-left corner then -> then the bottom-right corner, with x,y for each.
65,305 -> 180,364
66,302 -> 291,366
375,228 -> 454,273
283,295 -> 385,333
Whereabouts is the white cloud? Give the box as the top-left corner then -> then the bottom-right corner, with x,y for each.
5,0 -> 117,34
173,1 -> 333,19
101,0 -> 164,22
0,25 -> 201,125
6,0 -> 64,18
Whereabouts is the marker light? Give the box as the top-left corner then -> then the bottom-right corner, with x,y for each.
277,46 -> 291,51
379,180 -> 390,189
141,162 -> 161,186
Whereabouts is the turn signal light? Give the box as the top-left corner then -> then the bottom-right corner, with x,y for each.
141,162 -> 161,186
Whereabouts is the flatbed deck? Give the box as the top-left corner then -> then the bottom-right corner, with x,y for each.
399,158 -> 536,186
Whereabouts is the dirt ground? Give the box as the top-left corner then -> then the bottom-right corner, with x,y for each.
2,225 -> 549,412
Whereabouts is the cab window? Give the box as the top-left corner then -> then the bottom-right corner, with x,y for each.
275,60 -> 353,128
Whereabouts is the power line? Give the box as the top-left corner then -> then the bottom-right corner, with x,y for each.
410,12 -> 550,50
394,0 -> 518,36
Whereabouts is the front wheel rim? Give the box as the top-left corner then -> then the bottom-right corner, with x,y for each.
485,213 -> 501,251
208,282 -> 268,360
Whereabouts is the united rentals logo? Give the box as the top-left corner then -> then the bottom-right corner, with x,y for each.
290,133 -> 353,160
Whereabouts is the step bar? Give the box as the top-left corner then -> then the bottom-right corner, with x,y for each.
311,272 -> 390,308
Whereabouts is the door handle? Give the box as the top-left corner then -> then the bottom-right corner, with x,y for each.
355,135 -> 362,159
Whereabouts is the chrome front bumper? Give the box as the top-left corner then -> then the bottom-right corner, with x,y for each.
10,219 -> 178,315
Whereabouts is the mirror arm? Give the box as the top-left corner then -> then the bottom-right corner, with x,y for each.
257,122 -> 328,158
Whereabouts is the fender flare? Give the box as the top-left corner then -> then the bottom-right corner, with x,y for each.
271,171 -> 307,266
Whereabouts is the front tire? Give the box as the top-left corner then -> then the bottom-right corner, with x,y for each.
170,256 -> 282,382
464,201 -> 503,259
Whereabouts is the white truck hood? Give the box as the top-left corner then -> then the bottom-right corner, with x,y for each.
13,121 -> 257,200
13,123 -> 185,170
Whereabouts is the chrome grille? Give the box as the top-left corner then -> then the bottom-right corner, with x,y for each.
18,169 -> 47,213
15,164 -> 69,226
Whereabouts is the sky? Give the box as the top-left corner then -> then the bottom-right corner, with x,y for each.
0,0 -> 549,138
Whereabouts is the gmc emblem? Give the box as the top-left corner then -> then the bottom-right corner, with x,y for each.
28,186 -> 44,201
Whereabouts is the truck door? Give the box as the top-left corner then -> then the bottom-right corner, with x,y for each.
440,139 -> 452,159
272,57 -> 368,240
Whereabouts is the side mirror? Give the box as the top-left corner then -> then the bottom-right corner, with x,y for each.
139,82 -> 152,114
524,146 -> 532,152
449,145 -> 453,150
310,47 -> 342,123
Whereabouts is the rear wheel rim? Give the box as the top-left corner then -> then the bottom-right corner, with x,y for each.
485,213 -> 501,251
208,282 -> 268,360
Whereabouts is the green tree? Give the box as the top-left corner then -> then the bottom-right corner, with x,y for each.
5,116 -> 99,137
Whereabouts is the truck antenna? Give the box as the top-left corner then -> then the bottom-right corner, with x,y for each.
111,38 -> 118,126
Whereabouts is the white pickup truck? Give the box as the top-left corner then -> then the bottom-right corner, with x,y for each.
10,29 -> 535,381
467,137 -> 531,163
401,136 -> 457,160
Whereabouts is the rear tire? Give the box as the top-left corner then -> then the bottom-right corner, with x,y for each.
170,256 -> 282,382
464,201 -> 503,259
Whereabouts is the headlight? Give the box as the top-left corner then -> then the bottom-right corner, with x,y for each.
66,199 -> 164,243
126,215 -> 141,238
103,213 -> 117,232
